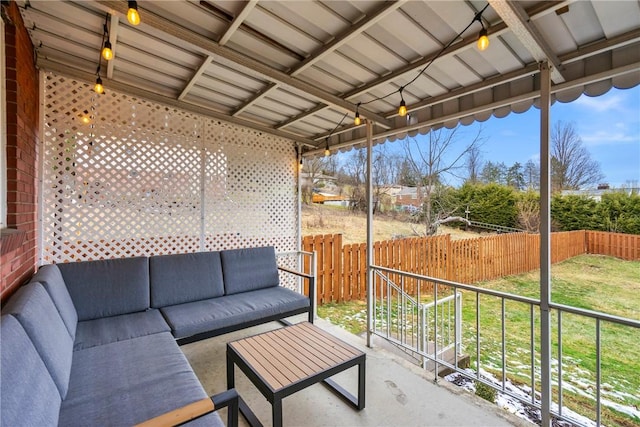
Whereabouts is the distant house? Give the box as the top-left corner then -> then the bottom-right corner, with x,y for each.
300,172 -> 338,191
561,184 -> 639,202
392,186 -> 427,211
312,191 -> 350,207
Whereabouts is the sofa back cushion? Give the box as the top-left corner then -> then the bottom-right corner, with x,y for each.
31,264 -> 78,339
220,246 -> 280,295
1,315 -> 62,426
150,251 -> 225,308
58,257 -> 150,321
3,283 -> 74,399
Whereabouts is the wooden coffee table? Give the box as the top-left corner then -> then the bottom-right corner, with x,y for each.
226,322 -> 365,427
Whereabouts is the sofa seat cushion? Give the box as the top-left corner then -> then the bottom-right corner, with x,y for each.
58,256 -> 150,321
60,332 -> 223,427
73,309 -> 171,351
150,251 -> 224,308
1,315 -> 62,427
161,286 -> 310,339
31,264 -> 78,339
220,246 -> 280,295
3,282 -> 74,400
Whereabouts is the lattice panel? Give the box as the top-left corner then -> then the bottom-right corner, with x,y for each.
202,120 -> 297,255
41,73 -> 298,264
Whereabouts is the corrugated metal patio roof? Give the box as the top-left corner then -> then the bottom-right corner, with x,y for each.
18,0 -> 640,154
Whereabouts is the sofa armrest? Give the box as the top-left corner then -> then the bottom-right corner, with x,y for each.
278,263 -> 316,323
135,389 -> 239,427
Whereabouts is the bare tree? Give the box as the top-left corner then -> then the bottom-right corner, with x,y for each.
465,144 -> 483,184
403,126 -> 484,235
342,146 -> 398,213
301,157 -> 331,204
516,196 -> 540,232
551,121 -> 604,192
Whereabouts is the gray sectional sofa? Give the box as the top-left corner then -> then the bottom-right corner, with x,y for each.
1,246 -> 314,426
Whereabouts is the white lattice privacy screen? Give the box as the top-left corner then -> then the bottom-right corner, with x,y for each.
40,73 -> 298,264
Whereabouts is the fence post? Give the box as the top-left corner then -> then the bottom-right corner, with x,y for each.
446,234 -> 453,282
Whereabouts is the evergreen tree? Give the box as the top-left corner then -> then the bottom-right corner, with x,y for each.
506,162 -> 525,190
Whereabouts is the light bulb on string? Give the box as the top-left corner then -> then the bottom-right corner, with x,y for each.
102,41 -> 113,60
477,27 -> 489,51
324,139 -> 330,157
354,103 -> 362,126
94,76 -> 104,94
127,1 -> 141,25
398,87 -> 408,117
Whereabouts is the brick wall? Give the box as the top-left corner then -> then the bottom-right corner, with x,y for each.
1,2 -> 39,301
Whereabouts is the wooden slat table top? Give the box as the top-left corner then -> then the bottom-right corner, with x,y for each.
228,322 -> 363,392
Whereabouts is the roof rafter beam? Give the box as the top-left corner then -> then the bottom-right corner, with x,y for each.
232,1 -> 405,120
282,30 -> 498,134
279,3 -> 640,141
94,0 -> 392,129
106,15 -> 118,79
38,58 -> 318,148
310,33 -> 640,145
179,0 -> 257,101
306,61 -> 639,156
488,0 -> 565,83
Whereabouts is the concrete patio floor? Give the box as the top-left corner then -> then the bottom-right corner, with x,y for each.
181,316 -> 531,427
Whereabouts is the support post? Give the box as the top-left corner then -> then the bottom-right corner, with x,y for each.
296,143 -> 303,294
539,61 -> 552,427
366,119 -> 374,348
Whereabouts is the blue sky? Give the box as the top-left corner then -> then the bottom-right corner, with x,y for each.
461,85 -> 640,188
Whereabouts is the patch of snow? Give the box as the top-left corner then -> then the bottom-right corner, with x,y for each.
444,369 -> 627,427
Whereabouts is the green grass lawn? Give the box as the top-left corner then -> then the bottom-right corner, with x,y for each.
317,254 -> 640,427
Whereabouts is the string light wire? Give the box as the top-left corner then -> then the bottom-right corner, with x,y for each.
353,4 -> 491,111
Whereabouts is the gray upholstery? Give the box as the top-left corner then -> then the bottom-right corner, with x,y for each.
1,315 -> 61,427
150,251 -> 224,308
60,332 -> 223,427
73,309 -> 171,350
3,282 -> 74,399
58,256 -> 150,321
161,286 -> 310,339
1,248 -> 309,426
221,246 -> 280,295
31,264 -> 78,339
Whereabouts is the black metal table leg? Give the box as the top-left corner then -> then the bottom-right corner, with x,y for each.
322,355 -> 366,410
272,397 -> 283,427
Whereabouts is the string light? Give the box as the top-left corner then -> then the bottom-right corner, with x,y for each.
354,103 -> 361,126
127,1 -> 141,26
477,27 -> 489,51
102,40 -> 113,60
324,139 -> 330,156
398,87 -> 407,117
347,3 -> 491,131
101,15 -> 113,60
94,75 -> 104,94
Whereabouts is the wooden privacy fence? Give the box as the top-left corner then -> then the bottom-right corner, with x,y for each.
302,230 -> 639,305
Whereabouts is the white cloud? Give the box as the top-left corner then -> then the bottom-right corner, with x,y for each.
581,130 -> 637,146
574,94 -> 625,113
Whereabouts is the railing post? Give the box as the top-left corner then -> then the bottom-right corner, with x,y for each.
366,119 -> 374,348
421,303 -> 426,368
539,61 -> 553,427
309,250 -> 317,323
456,292 -> 462,355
